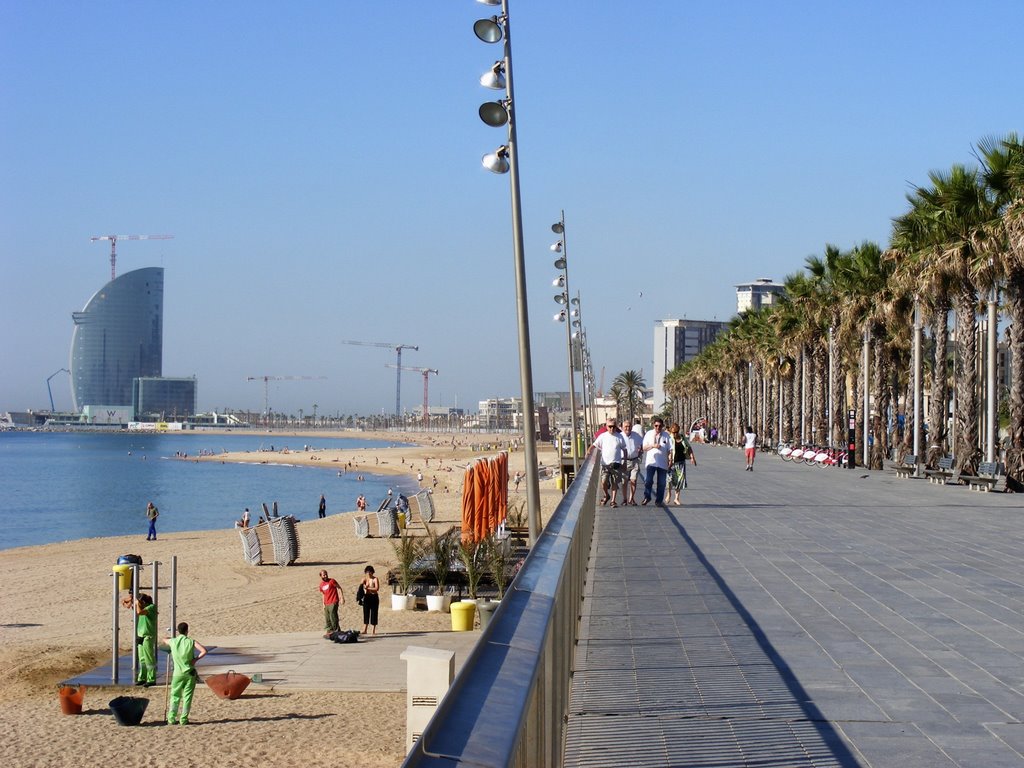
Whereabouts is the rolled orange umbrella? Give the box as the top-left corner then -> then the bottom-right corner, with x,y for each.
461,464 -> 476,543
474,458 -> 489,541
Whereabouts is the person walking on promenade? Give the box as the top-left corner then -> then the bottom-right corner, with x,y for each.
743,425 -> 757,471
361,565 -> 380,637
592,417 -> 627,507
121,593 -> 158,686
319,570 -> 345,638
145,502 -> 159,541
668,423 -> 697,505
318,494 -> 327,519
641,418 -> 672,506
621,420 -> 644,506
161,622 -> 208,725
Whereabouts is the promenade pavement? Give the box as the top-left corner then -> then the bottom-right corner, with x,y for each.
564,445 -> 1024,767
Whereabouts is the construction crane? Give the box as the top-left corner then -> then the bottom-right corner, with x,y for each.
90,234 -> 174,281
246,376 -> 326,422
385,364 -> 438,423
341,340 -> 418,416
46,368 -> 70,412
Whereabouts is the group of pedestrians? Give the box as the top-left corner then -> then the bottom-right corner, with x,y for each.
590,417 -> 698,507
319,565 -> 381,638
591,419 -> 757,507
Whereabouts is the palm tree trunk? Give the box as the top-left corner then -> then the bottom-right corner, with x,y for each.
927,299 -> 950,467
954,286 -> 981,475
1006,271 -> 1024,487
870,329 -> 888,470
829,328 -> 844,447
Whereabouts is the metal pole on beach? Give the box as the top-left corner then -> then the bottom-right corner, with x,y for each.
111,572 -> 120,683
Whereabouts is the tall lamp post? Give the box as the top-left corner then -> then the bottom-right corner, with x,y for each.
474,0 -> 541,542
551,211 -> 579,474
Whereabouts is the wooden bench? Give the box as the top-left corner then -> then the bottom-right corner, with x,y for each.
923,455 -> 957,485
894,454 -> 919,479
960,461 -> 1007,492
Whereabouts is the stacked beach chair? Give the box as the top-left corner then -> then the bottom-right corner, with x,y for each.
238,515 -> 300,566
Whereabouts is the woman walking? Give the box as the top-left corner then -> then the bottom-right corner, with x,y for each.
668,423 -> 697,505
743,425 -> 757,471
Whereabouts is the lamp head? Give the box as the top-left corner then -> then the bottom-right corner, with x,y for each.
476,0 -> 501,5
482,145 -> 510,173
479,62 -> 506,89
554,294 -> 568,305
550,241 -> 563,253
474,17 -> 504,43
554,311 -> 567,323
552,276 -> 565,288
478,100 -> 510,127
554,257 -> 567,270
551,222 -> 564,234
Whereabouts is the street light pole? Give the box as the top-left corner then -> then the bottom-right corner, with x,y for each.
552,211 -> 579,474
475,0 -> 541,543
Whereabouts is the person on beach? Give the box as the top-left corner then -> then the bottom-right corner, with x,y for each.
318,494 -> 327,519
356,494 -> 367,512
145,502 -> 159,541
513,470 -> 522,492
621,420 -> 644,506
161,622 -> 208,725
668,423 -> 697,505
361,565 -> 380,636
592,418 -> 627,507
319,570 -> 345,638
743,425 -> 757,471
641,419 -> 672,506
235,508 -> 250,528
121,593 -> 157,686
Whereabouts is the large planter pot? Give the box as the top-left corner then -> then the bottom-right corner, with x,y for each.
426,594 -> 446,612
205,670 -> 251,700
392,593 -> 410,611
59,684 -> 85,715
109,696 -> 149,726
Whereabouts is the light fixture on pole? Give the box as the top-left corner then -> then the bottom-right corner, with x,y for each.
473,0 -> 541,543
551,211 -> 579,475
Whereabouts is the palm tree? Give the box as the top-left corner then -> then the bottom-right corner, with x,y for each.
612,370 -> 646,425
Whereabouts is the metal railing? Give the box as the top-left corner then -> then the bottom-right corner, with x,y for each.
401,452 -> 599,768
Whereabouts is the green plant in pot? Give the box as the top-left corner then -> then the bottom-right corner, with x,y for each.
426,525 -> 456,611
389,529 -> 425,610
485,534 -> 513,599
458,537 -> 484,600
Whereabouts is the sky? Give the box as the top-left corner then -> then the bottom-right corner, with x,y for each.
2,1 -> 1022,418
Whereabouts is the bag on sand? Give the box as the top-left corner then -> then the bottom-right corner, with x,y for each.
330,629 -> 360,644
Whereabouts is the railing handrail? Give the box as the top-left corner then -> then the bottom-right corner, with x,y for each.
401,453 -> 599,768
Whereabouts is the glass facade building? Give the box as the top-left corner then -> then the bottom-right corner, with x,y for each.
133,377 -> 197,419
70,267 -> 163,412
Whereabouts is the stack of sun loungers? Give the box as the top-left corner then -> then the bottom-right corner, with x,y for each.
238,516 -> 300,566
415,490 -> 435,524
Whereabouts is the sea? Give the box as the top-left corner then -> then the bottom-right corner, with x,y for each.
0,430 -> 417,551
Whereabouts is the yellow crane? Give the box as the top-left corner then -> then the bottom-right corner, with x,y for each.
90,234 -> 174,281
385,364 -> 438,423
246,375 -> 326,422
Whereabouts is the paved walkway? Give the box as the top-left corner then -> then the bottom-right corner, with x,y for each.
69,628 -> 481,692
564,446 -> 1024,767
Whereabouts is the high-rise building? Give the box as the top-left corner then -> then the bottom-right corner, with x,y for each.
133,376 -> 197,419
652,319 -> 727,411
735,277 -> 785,314
70,267 -> 163,413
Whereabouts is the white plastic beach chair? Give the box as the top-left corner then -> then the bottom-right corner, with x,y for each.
354,515 -> 369,539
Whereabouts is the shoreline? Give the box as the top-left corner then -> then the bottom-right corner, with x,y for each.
0,431 -> 561,767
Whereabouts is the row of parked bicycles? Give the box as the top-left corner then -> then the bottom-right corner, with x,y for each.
776,442 -> 849,468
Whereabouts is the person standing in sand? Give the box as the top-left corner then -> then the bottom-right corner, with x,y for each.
121,592 -> 157,686
161,622 -> 208,726
318,494 -> 327,519
145,501 -> 159,540
319,570 -> 345,637
361,565 -> 380,636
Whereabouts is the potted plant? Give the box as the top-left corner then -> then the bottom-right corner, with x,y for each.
485,534 -> 513,600
458,538 -> 484,602
389,529 -> 424,610
425,525 -> 456,612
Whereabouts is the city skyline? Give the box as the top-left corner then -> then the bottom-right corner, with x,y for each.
2,2 -> 1021,416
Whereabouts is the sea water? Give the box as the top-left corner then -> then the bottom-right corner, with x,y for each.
0,431 -> 416,551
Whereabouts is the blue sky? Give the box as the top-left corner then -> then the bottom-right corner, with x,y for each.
2,1 -> 1021,417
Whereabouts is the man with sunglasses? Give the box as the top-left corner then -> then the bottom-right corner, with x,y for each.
641,419 -> 672,506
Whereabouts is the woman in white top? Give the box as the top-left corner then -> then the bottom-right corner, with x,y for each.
743,426 -> 757,471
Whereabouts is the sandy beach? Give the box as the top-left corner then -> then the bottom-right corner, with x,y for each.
0,431 -> 562,768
